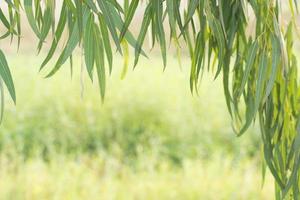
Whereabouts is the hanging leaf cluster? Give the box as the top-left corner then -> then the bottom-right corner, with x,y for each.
0,0 -> 300,199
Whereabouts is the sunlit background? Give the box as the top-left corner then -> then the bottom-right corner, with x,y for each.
3,2 -> 298,199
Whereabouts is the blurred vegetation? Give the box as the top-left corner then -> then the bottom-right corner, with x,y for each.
0,54 -> 272,199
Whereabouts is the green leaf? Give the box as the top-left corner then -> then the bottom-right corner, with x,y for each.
254,51 -> 268,114
74,0 -> 83,42
0,50 -> 16,103
46,8 -> 89,77
237,40 -> 258,98
265,35 -> 280,100
154,0 -> 167,68
85,0 -> 99,14
40,3 -> 68,70
37,6 -> 52,52
182,0 -> 199,31
121,40 -> 129,79
134,4 -> 152,67
107,5 -> 147,57
0,9 -> 11,30
98,14 -> 113,74
24,0 -> 40,38
119,0 -> 139,41
96,0 -> 122,54
83,13 -> 95,81
93,24 -> 106,101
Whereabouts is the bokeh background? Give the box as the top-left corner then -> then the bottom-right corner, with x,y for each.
3,2 -> 299,199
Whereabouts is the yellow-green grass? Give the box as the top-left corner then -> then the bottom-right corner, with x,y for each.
0,155 -> 274,200
0,53 -> 273,199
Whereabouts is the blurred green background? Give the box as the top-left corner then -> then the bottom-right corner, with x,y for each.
0,52 -> 274,199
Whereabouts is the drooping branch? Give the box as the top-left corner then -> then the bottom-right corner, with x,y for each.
0,0 -> 299,198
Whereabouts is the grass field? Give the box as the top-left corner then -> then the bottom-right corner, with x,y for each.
0,53 -> 274,199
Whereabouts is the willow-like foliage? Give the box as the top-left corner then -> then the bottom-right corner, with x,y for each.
0,0 -> 299,199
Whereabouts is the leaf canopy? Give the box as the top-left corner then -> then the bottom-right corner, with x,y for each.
0,0 -> 300,198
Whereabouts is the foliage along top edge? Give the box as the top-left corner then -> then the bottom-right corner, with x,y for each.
0,0 -> 300,199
